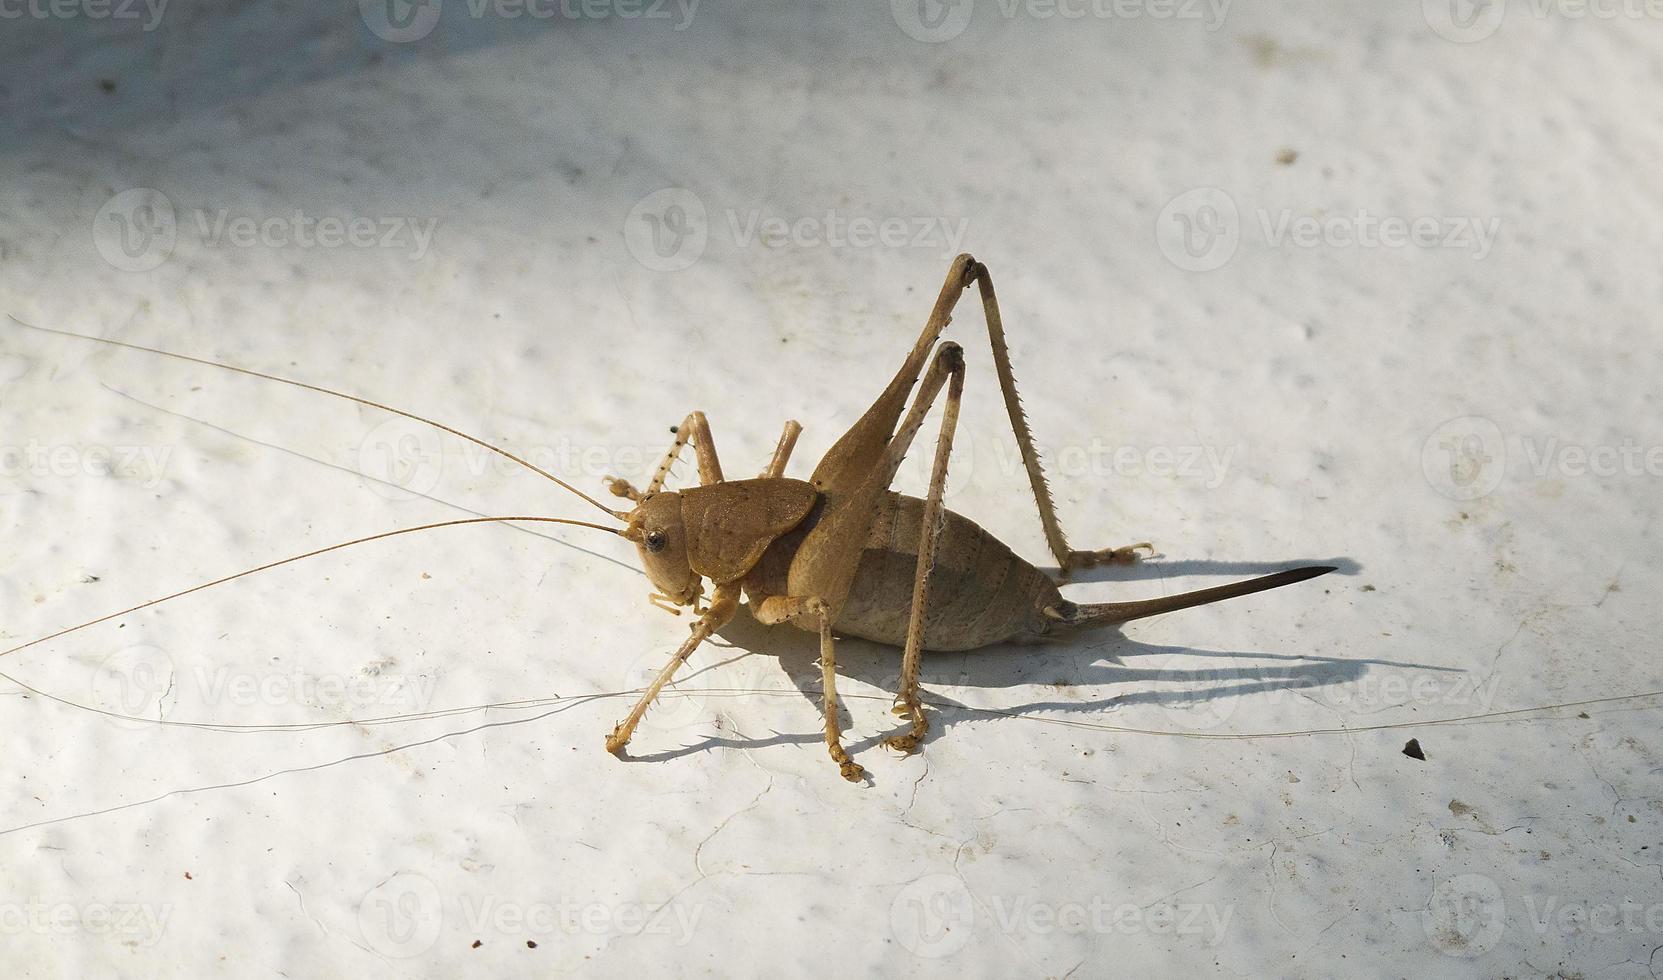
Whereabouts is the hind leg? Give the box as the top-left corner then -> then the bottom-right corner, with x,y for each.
881,344 -> 966,754
781,341 -> 970,760
958,260 -> 1154,578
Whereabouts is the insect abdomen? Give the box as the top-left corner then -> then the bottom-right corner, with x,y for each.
833,492 -> 1059,651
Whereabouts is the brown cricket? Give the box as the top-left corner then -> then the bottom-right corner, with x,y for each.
600,254 -> 1332,781
4,254 -> 1332,783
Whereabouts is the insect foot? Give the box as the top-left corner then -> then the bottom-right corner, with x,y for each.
605,723 -> 631,754
883,700 -> 929,754
604,476 -> 644,501
1065,541 -> 1156,573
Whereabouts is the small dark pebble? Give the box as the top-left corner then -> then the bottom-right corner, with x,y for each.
472,940 -> 482,949
527,940 -> 538,949
99,79 -> 116,93
1403,738 -> 1426,761
1578,712 -> 1590,719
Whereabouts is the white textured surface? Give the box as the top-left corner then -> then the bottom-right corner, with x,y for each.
1,2 -> 1660,976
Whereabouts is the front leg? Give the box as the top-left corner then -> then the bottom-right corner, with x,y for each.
607,582 -> 741,753
606,409 -> 726,502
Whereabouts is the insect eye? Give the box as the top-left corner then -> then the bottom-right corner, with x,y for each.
644,529 -> 667,553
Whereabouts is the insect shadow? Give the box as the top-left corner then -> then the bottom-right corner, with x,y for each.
615,555 -> 1449,765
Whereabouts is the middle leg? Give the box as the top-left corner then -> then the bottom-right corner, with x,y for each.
774,340 -> 971,765
752,594 -> 864,782
759,420 -> 802,479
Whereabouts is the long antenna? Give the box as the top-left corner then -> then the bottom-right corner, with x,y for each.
0,515 -> 620,662
6,316 -> 628,519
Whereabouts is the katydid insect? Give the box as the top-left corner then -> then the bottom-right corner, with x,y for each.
4,254 -> 1332,784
